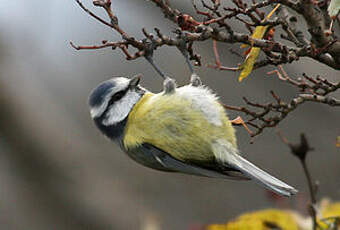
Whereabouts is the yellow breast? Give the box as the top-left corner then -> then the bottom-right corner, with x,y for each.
123,86 -> 237,163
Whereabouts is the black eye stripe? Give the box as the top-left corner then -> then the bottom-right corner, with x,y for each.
112,91 -> 125,100
106,88 -> 129,109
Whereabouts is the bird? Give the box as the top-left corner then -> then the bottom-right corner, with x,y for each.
88,72 -> 297,197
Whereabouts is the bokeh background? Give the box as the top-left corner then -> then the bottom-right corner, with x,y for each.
0,1 -> 339,229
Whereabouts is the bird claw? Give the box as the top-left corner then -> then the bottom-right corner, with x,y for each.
190,73 -> 202,87
163,77 -> 176,94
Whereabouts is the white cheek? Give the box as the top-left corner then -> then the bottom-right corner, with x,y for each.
90,102 -> 108,118
102,91 -> 141,126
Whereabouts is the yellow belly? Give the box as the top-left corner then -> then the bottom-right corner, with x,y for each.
123,89 -> 237,163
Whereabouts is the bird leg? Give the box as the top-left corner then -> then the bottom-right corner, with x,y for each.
163,77 -> 176,94
144,53 -> 167,80
231,116 -> 254,136
177,34 -> 202,87
146,55 -> 176,94
143,40 -> 176,94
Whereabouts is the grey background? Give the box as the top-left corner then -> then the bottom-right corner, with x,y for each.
0,1 -> 339,229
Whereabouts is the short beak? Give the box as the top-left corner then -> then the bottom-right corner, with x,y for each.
129,74 -> 141,88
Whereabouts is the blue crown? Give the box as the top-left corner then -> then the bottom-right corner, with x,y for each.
88,80 -> 115,107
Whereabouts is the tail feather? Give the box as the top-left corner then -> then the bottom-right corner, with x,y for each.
212,141 -> 298,197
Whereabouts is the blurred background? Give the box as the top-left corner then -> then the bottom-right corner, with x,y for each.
0,1 -> 339,229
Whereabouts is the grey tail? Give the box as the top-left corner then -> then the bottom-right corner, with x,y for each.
213,142 -> 298,197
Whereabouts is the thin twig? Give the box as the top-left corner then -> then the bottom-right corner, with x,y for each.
71,0 -> 340,141
225,68 -> 339,138
277,132 -> 318,230
74,0 -> 114,28
69,41 -> 126,50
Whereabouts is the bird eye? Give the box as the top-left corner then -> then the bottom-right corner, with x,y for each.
106,90 -> 127,108
112,91 -> 125,101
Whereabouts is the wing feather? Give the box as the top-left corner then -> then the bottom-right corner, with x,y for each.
126,143 -> 248,180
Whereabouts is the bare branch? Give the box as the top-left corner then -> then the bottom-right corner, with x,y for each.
278,132 -> 318,230
71,0 -> 340,139
74,0 -> 114,28
69,40 -> 126,50
225,68 -> 340,138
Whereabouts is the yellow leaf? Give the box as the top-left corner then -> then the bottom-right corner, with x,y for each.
240,4 -> 280,49
317,198 -> 340,229
206,209 -> 300,230
265,4 -> 281,20
238,4 -> 280,81
238,47 -> 261,82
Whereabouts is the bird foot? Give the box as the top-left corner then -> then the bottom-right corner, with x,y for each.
190,73 -> 202,87
163,77 -> 176,94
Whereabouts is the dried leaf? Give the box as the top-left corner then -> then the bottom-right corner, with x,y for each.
238,47 -> 262,82
238,4 -> 280,81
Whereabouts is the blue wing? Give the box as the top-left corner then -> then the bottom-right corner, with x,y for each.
124,143 -> 249,180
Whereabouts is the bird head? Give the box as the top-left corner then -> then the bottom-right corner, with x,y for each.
88,75 -> 145,139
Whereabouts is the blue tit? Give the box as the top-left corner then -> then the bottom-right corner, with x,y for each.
88,75 -> 297,197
